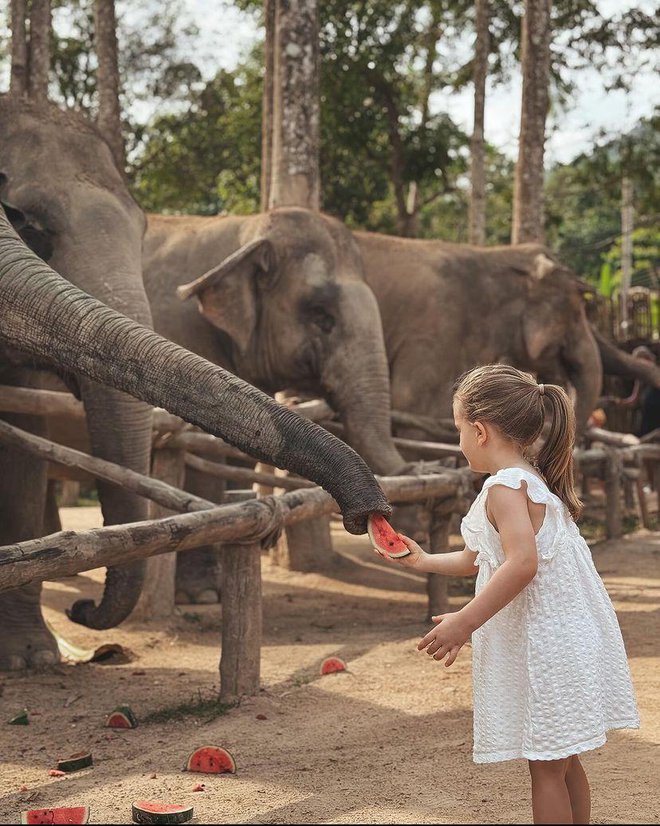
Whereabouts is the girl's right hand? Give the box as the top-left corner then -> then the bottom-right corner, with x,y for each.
373,533 -> 427,570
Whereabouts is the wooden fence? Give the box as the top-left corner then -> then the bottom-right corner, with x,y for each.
0,385 -> 657,702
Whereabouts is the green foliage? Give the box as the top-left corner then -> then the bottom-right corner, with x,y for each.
599,228 -> 659,295
545,112 -> 659,284
131,63 -> 262,214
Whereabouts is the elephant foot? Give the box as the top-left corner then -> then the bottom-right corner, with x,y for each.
0,585 -> 61,670
175,586 -> 220,605
0,626 -> 59,671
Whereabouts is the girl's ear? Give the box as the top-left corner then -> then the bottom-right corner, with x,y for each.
473,420 -> 488,445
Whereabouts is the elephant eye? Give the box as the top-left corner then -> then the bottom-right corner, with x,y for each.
308,306 -> 335,334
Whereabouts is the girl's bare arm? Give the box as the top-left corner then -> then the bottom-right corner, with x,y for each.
375,534 -> 479,576
458,484 -> 538,633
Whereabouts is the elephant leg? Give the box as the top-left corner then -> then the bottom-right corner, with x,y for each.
175,464 -> 225,604
0,409 -> 57,670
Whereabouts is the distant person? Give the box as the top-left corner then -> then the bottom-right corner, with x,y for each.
372,364 -> 639,825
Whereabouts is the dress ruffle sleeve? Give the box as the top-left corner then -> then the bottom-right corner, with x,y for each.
462,468 -> 571,566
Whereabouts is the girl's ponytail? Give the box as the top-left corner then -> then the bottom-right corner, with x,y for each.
536,384 -> 583,520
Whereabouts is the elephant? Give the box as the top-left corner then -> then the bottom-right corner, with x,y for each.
0,204 -> 390,668
0,96 -> 157,664
354,231 -> 604,439
142,209 -> 407,600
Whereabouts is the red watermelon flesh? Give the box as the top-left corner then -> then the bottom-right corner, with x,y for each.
131,802 -> 193,825
21,807 -> 89,824
184,745 -> 236,774
367,514 -> 410,558
320,656 -> 347,675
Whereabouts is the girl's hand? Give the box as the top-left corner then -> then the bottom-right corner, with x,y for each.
417,612 -> 471,667
372,533 -> 427,570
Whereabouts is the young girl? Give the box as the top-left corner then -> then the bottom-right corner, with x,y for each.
374,364 -> 639,825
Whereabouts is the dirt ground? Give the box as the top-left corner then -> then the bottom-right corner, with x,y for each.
0,506 -> 658,825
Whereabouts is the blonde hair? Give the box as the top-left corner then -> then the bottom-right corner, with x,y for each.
453,364 -> 582,520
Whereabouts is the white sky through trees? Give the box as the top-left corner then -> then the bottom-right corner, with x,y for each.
181,0 -> 658,165
0,0 -> 656,165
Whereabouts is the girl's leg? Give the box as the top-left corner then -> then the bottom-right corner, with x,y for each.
565,754 -> 591,824
528,757 -> 573,824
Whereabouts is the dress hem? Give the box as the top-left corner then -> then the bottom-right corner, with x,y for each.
472,719 -> 640,764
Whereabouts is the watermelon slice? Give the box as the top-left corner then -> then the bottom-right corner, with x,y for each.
56,752 -> 93,773
367,514 -> 410,558
20,807 -> 90,824
183,745 -> 236,774
8,709 -> 29,725
131,802 -> 194,825
320,656 -> 347,675
105,705 -> 138,729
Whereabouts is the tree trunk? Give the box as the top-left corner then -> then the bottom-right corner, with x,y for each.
9,0 -> 28,97
27,0 -> 51,101
468,0 -> 490,246
94,0 -> 125,172
268,0 -> 320,210
511,0 -> 551,245
260,0 -> 276,211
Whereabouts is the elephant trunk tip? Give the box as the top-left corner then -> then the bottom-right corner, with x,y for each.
342,503 -> 392,536
66,598 -> 101,628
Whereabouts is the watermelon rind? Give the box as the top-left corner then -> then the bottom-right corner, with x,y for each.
320,657 -> 347,675
20,806 -> 90,824
8,709 -> 29,725
105,705 -> 138,729
183,745 -> 236,774
131,801 -> 194,825
56,752 -> 93,773
367,515 -> 411,558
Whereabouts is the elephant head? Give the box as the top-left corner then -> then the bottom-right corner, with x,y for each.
0,96 -> 152,629
507,249 -> 602,434
163,208 -> 405,476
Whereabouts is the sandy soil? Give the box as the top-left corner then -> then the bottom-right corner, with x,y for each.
0,507 -> 658,825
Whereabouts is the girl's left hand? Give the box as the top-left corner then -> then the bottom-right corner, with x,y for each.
417,612 -> 472,667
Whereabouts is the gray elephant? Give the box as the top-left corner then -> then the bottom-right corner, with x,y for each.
0,97 -> 157,667
0,203 -> 389,668
143,209 -> 407,600
354,231 -> 604,437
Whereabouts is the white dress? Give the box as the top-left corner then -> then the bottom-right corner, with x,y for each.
460,466 -> 640,764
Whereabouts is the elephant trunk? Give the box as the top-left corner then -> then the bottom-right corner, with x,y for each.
321,283 -> 406,476
562,314 -> 603,435
0,212 -> 390,536
593,326 -> 660,389
49,206 -> 154,630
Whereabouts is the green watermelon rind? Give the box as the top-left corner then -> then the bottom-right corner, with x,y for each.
183,745 -> 236,774
105,705 -> 138,729
56,752 -> 93,773
8,709 -> 29,725
367,515 -> 411,558
20,806 -> 90,824
131,802 -> 194,825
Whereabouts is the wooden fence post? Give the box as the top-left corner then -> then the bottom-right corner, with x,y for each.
426,505 -> 454,620
219,489 -> 263,704
133,446 -> 185,619
604,447 -> 623,539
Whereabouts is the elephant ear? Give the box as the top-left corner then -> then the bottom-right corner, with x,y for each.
0,197 -> 54,261
176,238 -> 276,354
